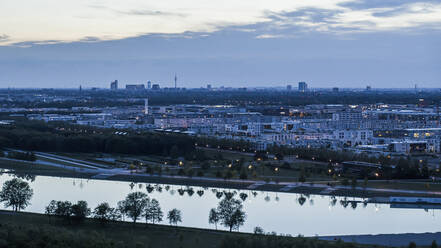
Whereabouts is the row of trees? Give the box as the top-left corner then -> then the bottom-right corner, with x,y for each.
0,119 -> 257,160
44,192 -> 183,226
43,191 -> 248,231
0,120 -> 195,157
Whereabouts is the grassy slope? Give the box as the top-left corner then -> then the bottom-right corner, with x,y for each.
0,210 -> 383,248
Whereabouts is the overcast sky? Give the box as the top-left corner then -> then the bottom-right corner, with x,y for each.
0,0 -> 440,88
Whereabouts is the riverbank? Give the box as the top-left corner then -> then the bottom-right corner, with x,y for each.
0,210 -> 379,248
2,159 -> 441,199
321,233 -> 441,247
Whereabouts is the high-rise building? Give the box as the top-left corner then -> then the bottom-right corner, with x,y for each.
332,87 -> 339,92
110,80 -> 118,90
287,85 -> 292,91
174,74 -> 177,89
152,84 -> 160,90
298,82 -> 308,92
366,85 -> 371,91
207,84 -> 212,90
147,81 -> 151,89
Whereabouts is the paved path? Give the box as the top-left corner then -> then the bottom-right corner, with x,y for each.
280,183 -> 299,191
35,152 -> 109,169
320,232 -> 441,246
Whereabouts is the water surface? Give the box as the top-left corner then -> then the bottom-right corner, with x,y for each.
1,173 -> 440,236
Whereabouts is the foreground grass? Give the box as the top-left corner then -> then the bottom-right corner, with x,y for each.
0,211 -> 385,248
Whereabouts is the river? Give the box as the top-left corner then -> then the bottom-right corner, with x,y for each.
1,172 -> 440,236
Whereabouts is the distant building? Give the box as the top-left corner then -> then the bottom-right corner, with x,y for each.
144,98 -> 149,115
332,87 -> 339,92
332,111 -> 363,122
147,81 -> 151,89
126,84 -> 145,90
110,80 -> 118,90
298,82 -> 308,92
366,85 -> 371,91
207,84 -> 212,90
152,84 -> 160,90
287,85 -> 292,91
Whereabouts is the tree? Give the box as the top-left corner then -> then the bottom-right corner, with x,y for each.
254,226 -> 264,234
93,202 -> 121,224
117,200 -> 127,221
0,178 -> 33,212
45,200 -> 57,222
120,192 -> 149,223
170,145 -> 179,159
351,177 -> 357,189
93,202 -> 112,223
71,200 -> 91,222
45,200 -> 57,215
167,208 -> 182,226
55,201 -> 73,220
208,208 -> 220,229
144,198 -> 163,224
217,197 -> 246,231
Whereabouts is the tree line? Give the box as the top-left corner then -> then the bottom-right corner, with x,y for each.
4,88 -> 441,108
0,120 -> 195,158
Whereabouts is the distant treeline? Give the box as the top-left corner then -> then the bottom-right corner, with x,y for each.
0,120 -> 253,160
0,120 -> 195,158
2,89 -> 441,108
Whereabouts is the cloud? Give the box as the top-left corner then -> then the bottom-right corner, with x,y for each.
1,0 -> 441,46
8,40 -> 64,48
255,34 -> 286,39
79,36 -> 102,42
0,34 -> 10,45
253,1 -> 441,35
117,9 -> 187,17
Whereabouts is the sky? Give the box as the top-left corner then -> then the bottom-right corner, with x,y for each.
0,0 -> 440,88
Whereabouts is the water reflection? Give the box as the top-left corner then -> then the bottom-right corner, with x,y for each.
0,172 -> 440,236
